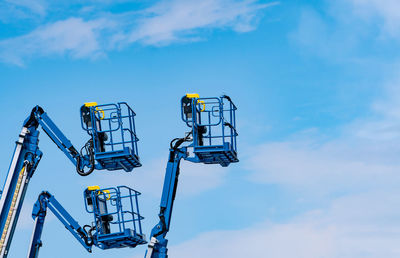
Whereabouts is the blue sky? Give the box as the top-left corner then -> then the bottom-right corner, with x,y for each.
1,0 -> 400,257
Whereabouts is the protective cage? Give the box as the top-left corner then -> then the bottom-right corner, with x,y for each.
81,102 -> 141,172
84,186 -> 146,249
182,95 -> 238,167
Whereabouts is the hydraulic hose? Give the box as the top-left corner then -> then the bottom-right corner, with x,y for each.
76,139 -> 95,176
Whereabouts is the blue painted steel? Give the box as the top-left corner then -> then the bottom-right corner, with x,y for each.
181,95 -> 238,167
0,102 -> 141,257
27,186 -> 146,257
84,185 -> 146,249
146,94 -> 239,258
146,149 -> 187,258
80,102 -> 141,172
28,191 -> 93,258
36,112 -> 78,165
0,125 -> 42,257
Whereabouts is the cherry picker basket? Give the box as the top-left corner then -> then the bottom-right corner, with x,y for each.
181,94 -> 238,167
80,102 -> 141,172
84,185 -> 146,249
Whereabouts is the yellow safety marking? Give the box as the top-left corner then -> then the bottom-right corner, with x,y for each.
95,107 -> 105,120
197,100 -> 205,112
0,166 -> 26,252
87,185 -> 100,191
186,93 -> 200,99
84,103 -> 105,120
98,190 -> 111,200
87,186 -> 110,200
84,102 -> 98,107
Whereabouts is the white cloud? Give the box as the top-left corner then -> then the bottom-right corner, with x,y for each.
5,0 -> 47,16
245,139 -> 400,193
132,191 -> 400,258
245,72 -> 400,194
167,223 -> 335,258
353,76 -> 400,140
0,0 -> 277,65
129,0 -> 278,45
0,0 -> 47,22
0,17 -> 114,65
290,0 -> 400,60
348,0 -> 400,37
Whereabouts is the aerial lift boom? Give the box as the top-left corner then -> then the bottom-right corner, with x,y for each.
28,185 -> 146,258
0,102 -> 141,257
146,94 -> 238,258
5,95 -> 237,258
28,191 -> 93,258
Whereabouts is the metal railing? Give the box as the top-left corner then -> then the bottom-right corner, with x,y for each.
81,102 -> 140,157
183,96 -> 238,153
84,185 -> 144,238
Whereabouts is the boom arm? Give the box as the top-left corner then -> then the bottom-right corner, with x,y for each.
25,106 -> 79,165
146,143 -> 188,258
24,106 -> 93,172
146,94 -> 239,258
0,106 -> 93,257
28,191 -> 92,258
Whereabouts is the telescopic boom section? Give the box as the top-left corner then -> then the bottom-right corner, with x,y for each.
27,106 -> 81,166
27,191 -> 92,258
146,148 -> 187,258
0,126 -> 41,258
0,106 -> 88,258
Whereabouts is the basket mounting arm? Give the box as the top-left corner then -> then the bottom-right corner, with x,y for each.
24,106 -> 94,176
28,191 -> 93,258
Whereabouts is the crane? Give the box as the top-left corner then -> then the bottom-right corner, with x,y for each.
0,102 -> 141,257
146,94 -> 238,258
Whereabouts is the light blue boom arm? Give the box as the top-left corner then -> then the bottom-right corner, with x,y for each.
28,191 -> 93,258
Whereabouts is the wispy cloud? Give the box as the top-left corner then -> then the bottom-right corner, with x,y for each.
217,67 -> 400,257
348,0 -> 400,38
246,138 -> 400,194
290,0 -> 400,62
0,0 -> 47,22
6,0 -> 47,16
132,191 -> 400,258
129,0 -> 278,45
0,0 -> 277,65
0,17 -> 113,65
245,75 -> 400,194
